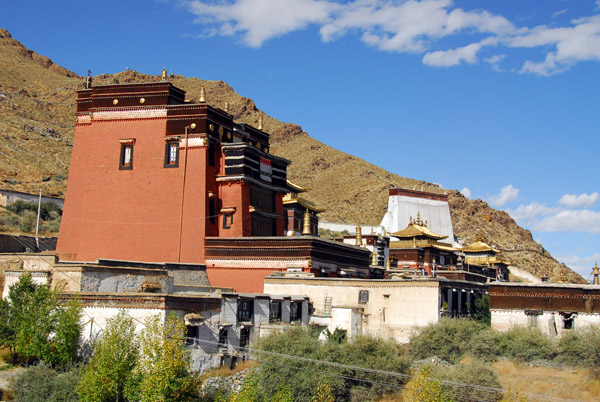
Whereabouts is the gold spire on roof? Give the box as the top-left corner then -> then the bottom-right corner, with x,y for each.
199,87 -> 206,103
592,262 -> 600,285
386,258 -> 391,270
372,251 -> 377,266
258,114 -> 263,130
302,209 -> 311,235
161,68 -> 167,81
355,224 -> 362,246
225,102 -> 229,112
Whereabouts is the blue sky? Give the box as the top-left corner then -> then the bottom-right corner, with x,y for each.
1,0 -> 599,280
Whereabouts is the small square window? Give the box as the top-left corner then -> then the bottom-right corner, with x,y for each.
119,143 -> 134,170
164,142 -> 179,168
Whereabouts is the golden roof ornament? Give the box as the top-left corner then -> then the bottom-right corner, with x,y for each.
199,87 -> 206,103
386,258 -> 391,270
592,262 -> 600,285
302,209 -> 311,235
355,224 -> 362,246
225,102 -> 229,112
161,68 -> 167,81
258,114 -> 263,130
372,251 -> 377,266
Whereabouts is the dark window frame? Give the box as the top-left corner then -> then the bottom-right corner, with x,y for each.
119,143 -> 134,170
237,299 -> 254,322
164,141 -> 180,168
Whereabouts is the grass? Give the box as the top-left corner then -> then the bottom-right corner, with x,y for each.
492,360 -> 600,402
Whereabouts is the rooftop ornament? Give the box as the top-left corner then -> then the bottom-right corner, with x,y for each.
592,262 -> 600,285
161,67 -> 167,81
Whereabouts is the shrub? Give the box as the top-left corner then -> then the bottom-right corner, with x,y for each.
9,362 -> 81,402
405,365 -> 454,402
433,358 -> 502,402
555,326 -> 600,368
494,327 -> 554,362
408,318 -> 487,364
255,328 -> 409,402
470,329 -> 502,361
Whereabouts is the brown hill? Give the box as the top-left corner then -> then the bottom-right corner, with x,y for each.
0,28 -> 584,283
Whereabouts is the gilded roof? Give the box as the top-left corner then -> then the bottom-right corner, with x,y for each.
461,241 -> 499,253
390,223 -> 447,240
283,194 -> 326,212
286,180 -> 309,193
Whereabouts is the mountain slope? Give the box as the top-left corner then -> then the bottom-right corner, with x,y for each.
0,28 -> 584,283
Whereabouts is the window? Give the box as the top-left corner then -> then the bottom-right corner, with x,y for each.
290,301 -> 302,322
185,326 -> 198,346
237,299 -> 254,322
358,290 -> 369,304
240,327 -> 250,348
223,212 -> 233,229
269,300 -> 282,323
119,142 -> 134,170
218,328 -> 228,346
164,141 -> 179,168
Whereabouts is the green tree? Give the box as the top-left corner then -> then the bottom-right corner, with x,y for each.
77,311 -> 139,402
0,273 -> 82,365
136,313 -> 199,402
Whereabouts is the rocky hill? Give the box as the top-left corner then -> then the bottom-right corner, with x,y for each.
0,28 -> 583,283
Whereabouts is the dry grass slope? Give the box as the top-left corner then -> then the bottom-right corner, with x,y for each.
0,28 -> 584,283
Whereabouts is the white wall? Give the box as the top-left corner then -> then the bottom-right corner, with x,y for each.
264,278 -> 441,343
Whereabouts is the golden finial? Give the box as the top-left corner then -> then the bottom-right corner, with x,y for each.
225,102 -> 229,112
371,251 -> 377,266
161,68 -> 167,81
415,211 -> 423,226
592,262 -> 600,285
413,236 -> 417,248
200,87 -> 206,103
258,114 -> 263,130
386,258 -> 391,270
355,224 -> 362,246
302,209 -> 311,235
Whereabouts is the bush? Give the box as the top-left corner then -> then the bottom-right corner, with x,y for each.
470,329 -> 502,361
255,328 -> 409,402
555,326 -> 600,367
9,362 -> 81,402
408,318 -> 487,364
493,327 -> 554,362
433,358 -> 502,402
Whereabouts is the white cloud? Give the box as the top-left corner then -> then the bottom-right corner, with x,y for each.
185,0 -> 600,74
533,209 -> 600,234
422,42 -> 481,66
513,15 -> 600,75
484,53 -> 506,71
505,202 -> 559,221
460,187 -> 471,199
558,192 -> 600,208
552,9 -> 568,18
187,0 -> 336,47
556,252 -> 600,280
488,184 -> 519,207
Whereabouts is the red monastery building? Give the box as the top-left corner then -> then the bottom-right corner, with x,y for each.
56,78 -> 369,292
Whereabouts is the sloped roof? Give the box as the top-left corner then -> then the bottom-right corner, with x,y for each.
390,223 -> 447,240
462,241 -> 499,253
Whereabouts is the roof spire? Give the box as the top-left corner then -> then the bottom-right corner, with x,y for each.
258,114 -> 264,130
592,262 -> 600,285
199,87 -> 206,103
302,209 -> 311,235
371,251 -> 377,266
225,102 -> 229,113
355,224 -> 362,246
161,68 -> 167,81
